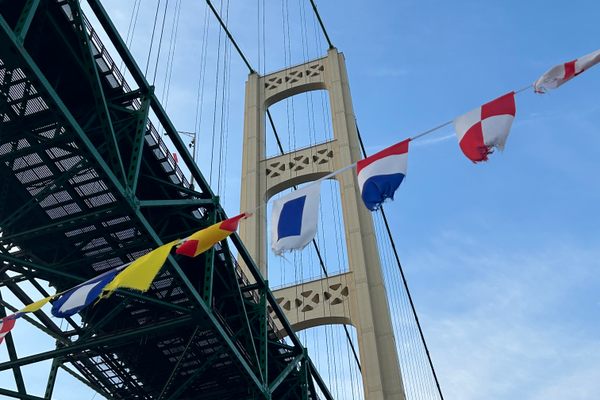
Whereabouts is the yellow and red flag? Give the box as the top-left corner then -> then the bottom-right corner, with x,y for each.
176,213 -> 250,257
102,240 -> 178,296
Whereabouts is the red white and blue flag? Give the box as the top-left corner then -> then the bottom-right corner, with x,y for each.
454,92 -> 516,163
51,267 -> 122,318
0,315 -> 16,345
356,139 -> 409,211
534,49 -> 600,93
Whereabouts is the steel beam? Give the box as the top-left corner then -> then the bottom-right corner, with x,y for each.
0,160 -> 88,230
0,292 -> 27,395
0,7 -> 331,398
164,346 -> 226,400
269,352 -> 304,394
0,315 -> 194,372
138,199 -> 214,208
43,357 -> 61,399
127,94 -> 150,192
86,0 -> 214,197
0,253 -> 191,314
0,388 -> 45,400
14,0 -> 41,43
0,205 -> 119,242
67,0 -> 127,185
140,174 -> 206,197
59,364 -> 113,400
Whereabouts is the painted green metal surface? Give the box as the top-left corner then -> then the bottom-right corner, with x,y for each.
0,1 -> 333,399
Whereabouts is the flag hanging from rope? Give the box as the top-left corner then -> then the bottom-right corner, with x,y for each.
102,241 -> 178,296
0,295 -> 55,345
14,295 -> 55,318
357,139 -> 409,211
454,92 -> 516,163
176,213 -> 250,257
51,267 -> 123,318
534,49 -> 600,93
271,184 -> 321,255
0,316 -> 16,345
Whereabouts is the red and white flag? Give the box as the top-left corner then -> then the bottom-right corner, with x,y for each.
0,316 -> 16,345
454,92 -> 516,163
534,49 -> 600,93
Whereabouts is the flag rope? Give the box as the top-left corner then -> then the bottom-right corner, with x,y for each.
242,83 -> 535,218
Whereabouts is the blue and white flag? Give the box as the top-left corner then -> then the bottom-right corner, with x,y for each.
356,139 -> 409,211
51,267 -> 122,318
271,183 -> 321,255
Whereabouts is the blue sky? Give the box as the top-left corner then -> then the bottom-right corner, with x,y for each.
2,1 -> 600,399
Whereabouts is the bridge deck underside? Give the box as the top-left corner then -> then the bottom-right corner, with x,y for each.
0,1 -> 324,399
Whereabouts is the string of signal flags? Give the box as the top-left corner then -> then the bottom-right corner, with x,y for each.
1,48 -> 598,344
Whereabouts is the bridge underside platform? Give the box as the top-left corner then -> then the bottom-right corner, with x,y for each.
0,1 -> 331,399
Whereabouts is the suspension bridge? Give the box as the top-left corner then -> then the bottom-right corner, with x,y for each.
0,1 -> 443,399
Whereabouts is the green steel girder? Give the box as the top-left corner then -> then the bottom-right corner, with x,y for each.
0,204 -> 120,242
0,315 -> 195,372
0,134 -> 77,164
140,174 -> 206,198
0,3 -> 334,397
268,351 -> 304,395
0,19 -> 223,358
0,277 -> 129,393
14,0 -> 41,43
0,274 -> 29,286
110,87 -> 145,104
74,300 -> 130,342
127,94 -> 150,192
0,291 -> 27,395
0,388 -> 45,400
0,298 -> 66,344
58,364 -> 114,400
44,357 -> 61,399
138,198 -> 215,208
164,345 -> 228,400
0,272 -> 72,332
0,253 -> 191,314
0,159 -> 87,229
218,241 -> 265,383
0,289 -> 124,400
156,326 -> 200,399
85,0 -> 215,198
203,250 -> 215,305
66,0 -> 127,186
10,150 -> 85,174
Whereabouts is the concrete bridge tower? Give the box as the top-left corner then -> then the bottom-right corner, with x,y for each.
239,48 -> 406,400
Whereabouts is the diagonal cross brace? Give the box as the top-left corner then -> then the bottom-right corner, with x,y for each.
66,0 -> 127,186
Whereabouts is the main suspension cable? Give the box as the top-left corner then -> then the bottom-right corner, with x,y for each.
308,0 -> 333,49
205,0 -> 255,73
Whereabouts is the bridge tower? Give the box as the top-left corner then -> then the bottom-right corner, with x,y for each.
239,48 -> 406,399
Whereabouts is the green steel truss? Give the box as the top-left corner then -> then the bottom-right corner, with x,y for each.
0,1 -> 333,399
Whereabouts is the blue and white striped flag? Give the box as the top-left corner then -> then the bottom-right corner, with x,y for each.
51,267 -> 122,318
271,183 -> 321,255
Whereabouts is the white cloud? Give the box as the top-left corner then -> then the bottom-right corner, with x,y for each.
403,233 -> 600,400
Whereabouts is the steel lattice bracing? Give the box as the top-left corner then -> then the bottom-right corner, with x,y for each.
0,1 -> 332,399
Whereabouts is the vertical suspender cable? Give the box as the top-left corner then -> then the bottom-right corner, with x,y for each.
356,122 -> 445,400
203,0 -> 363,375
144,0 -> 162,76
151,0 -> 170,84
205,0 -> 255,74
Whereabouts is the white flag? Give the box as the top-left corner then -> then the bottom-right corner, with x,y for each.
534,49 -> 600,93
271,183 -> 321,255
